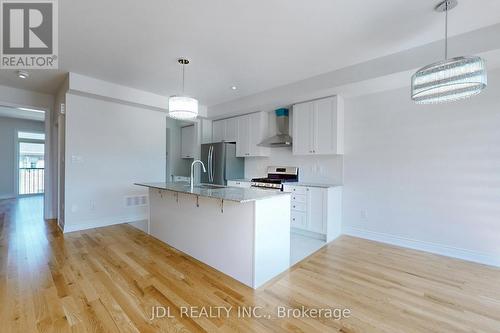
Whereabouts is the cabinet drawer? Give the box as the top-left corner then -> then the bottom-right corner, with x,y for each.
291,202 -> 306,212
291,211 -> 307,229
227,181 -> 251,188
284,185 -> 307,195
291,193 -> 306,203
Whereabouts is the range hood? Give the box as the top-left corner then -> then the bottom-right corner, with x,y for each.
259,108 -> 292,147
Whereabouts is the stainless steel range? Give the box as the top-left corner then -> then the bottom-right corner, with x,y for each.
251,166 -> 299,190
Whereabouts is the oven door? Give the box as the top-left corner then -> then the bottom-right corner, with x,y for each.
251,182 -> 283,191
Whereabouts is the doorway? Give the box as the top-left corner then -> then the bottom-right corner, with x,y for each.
17,131 -> 45,195
0,103 -> 52,222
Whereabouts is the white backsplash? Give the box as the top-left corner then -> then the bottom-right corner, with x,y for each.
244,147 -> 343,184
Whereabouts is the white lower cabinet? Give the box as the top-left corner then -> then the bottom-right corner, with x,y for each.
291,211 -> 307,229
291,201 -> 306,212
227,180 -> 252,188
283,184 -> 342,242
307,187 -> 325,234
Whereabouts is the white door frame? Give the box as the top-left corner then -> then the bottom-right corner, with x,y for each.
0,100 -> 53,220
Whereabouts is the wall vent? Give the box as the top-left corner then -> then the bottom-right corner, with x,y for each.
125,195 -> 148,207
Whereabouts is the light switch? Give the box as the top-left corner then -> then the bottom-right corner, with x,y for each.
71,155 -> 83,163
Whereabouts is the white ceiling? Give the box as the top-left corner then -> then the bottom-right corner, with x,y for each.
0,0 -> 500,106
0,106 -> 45,121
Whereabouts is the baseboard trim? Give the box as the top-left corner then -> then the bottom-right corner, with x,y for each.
0,194 -> 16,200
127,220 -> 148,233
343,226 -> 500,268
291,228 -> 326,241
63,215 -> 147,233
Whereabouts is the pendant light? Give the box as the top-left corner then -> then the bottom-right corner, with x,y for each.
168,58 -> 199,119
411,0 -> 487,104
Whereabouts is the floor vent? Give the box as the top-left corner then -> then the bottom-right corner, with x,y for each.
125,195 -> 148,207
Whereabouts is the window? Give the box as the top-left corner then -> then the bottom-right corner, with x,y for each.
17,132 -> 45,195
18,131 -> 45,140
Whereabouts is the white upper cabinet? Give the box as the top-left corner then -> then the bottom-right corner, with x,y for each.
213,112 -> 270,157
181,125 -> 195,159
212,120 -> 225,142
236,112 -> 270,157
236,115 -> 250,156
248,112 -> 269,156
212,117 -> 238,143
292,101 -> 314,155
225,117 -> 238,142
292,96 -> 344,155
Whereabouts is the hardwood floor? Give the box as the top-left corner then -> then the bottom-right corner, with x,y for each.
1,196 -> 500,332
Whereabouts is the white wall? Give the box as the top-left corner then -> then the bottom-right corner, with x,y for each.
63,93 -> 185,232
244,111 -> 343,184
245,149 -> 343,184
68,73 -> 208,117
0,116 -> 45,199
208,24 -> 500,119
168,121 -> 192,178
343,67 -> 500,266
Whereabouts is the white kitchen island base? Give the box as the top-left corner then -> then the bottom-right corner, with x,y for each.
147,187 -> 291,289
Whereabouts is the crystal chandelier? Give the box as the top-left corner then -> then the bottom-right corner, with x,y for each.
411,0 -> 487,104
168,58 -> 199,119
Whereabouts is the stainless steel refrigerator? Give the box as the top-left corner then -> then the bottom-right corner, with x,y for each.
201,142 -> 244,185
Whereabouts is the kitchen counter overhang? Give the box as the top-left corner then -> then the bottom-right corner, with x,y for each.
135,182 -> 291,289
135,182 -> 290,203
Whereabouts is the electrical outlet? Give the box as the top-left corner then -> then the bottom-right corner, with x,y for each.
89,200 -> 96,211
360,210 -> 368,220
71,204 -> 78,213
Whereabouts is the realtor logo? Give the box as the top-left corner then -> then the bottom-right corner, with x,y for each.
1,0 -> 58,69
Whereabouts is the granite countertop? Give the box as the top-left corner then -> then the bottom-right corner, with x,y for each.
227,179 -> 252,182
292,182 -> 343,188
135,182 -> 290,203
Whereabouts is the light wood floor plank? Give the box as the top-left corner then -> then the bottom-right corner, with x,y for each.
1,196 -> 500,332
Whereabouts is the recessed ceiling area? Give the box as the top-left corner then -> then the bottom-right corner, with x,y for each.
0,106 -> 45,122
0,0 -> 500,107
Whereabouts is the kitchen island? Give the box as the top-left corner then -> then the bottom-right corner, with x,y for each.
135,182 -> 291,289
